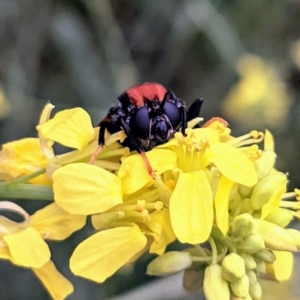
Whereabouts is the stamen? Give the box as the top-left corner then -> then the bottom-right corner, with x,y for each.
227,131 -> 264,148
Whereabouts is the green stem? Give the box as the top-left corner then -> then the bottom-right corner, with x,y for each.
191,246 -> 228,263
0,182 -> 54,201
208,236 -> 218,264
7,168 -> 46,185
194,244 -> 208,257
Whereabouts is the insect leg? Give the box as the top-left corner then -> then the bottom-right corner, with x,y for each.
90,122 -> 107,164
180,106 -> 187,135
187,99 -> 203,121
119,118 -> 154,177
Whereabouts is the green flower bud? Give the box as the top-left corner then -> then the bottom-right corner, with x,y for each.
232,213 -> 254,238
240,198 -> 252,214
254,150 -> 276,181
247,270 -> 257,287
285,228 -> 300,250
249,281 -> 262,300
265,209 -> 293,228
240,253 -> 257,270
147,251 -> 192,276
253,219 -> 297,252
222,253 -> 246,282
238,184 -> 253,198
242,234 -> 265,254
249,172 -> 286,210
255,260 -> 266,275
230,274 -> 250,298
204,264 -> 230,300
253,249 -> 275,263
183,268 -> 204,291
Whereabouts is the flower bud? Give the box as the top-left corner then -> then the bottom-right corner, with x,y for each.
249,281 -> 262,300
183,268 -> 204,291
265,209 -> 293,228
204,264 -> 230,300
238,184 -> 253,198
255,259 -> 266,275
247,270 -> 257,287
232,213 -> 254,238
242,234 -> 265,254
230,274 -> 250,298
253,249 -> 275,263
249,172 -> 286,210
253,219 -> 297,251
222,253 -> 246,282
254,150 -> 276,181
240,253 -> 257,270
147,251 -> 192,276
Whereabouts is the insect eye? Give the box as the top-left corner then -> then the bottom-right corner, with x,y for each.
130,107 -> 150,139
163,102 -> 181,129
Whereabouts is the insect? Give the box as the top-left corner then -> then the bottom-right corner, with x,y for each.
90,82 -> 203,176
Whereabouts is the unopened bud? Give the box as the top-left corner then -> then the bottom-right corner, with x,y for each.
147,251 -> 192,276
230,274 -> 250,298
238,185 -> 253,198
253,219 -> 297,251
255,259 -> 266,275
204,264 -> 230,300
242,234 -> 265,254
183,268 -> 204,291
232,213 -> 254,237
247,270 -> 257,287
249,172 -> 286,210
222,253 -> 246,282
254,150 -> 276,181
249,281 -> 262,300
265,209 -> 293,228
240,253 -> 257,270
254,249 -> 275,263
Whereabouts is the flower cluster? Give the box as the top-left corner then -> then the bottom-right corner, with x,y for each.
0,104 -> 300,300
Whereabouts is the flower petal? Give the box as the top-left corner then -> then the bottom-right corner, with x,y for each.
37,108 -> 95,150
170,170 -> 213,244
261,180 -> 286,219
207,143 -> 257,186
215,176 -> 235,236
53,163 -> 123,215
266,250 -> 293,281
118,149 -> 177,194
70,225 -> 147,282
0,138 -> 51,185
27,203 -> 86,240
146,209 -> 176,255
32,260 -> 74,300
3,227 -> 51,268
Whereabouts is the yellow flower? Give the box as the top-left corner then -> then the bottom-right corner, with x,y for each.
0,202 -> 86,299
52,161 -> 176,282
118,127 -> 258,244
221,54 -> 291,130
0,103 -> 126,185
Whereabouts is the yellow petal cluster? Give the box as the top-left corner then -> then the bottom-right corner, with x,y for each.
0,202 -> 85,299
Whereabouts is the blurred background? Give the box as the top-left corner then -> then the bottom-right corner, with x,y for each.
1,0 -> 300,299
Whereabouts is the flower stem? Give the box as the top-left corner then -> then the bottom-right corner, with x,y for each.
7,168 -> 46,185
208,236 -> 218,264
0,182 -> 54,201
